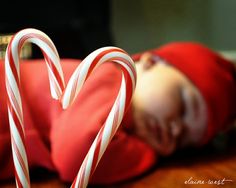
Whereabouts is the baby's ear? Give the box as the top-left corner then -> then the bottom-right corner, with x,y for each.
140,52 -> 155,70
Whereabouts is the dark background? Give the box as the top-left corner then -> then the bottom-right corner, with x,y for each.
1,1 -> 236,58
0,0 -> 113,59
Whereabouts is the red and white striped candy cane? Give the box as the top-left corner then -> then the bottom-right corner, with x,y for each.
5,28 -> 65,188
61,47 -> 136,188
5,28 -> 136,188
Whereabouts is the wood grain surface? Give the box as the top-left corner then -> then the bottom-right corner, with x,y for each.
1,129 -> 236,188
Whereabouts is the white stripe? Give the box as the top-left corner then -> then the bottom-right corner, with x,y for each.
5,59 -> 23,125
12,28 -> 58,57
99,103 -> 116,159
6,29 -> 64,102
83,141 -> 97,188
93,50 -> 136,91
74,60 -> 91,99
8,108 -> 29,172
96,51 -> 134,68
27,38 -> 61,74
73,171 -> 81,188
61,49 -> 102,108
7,29 -> 64,100
62,64 -> 87,109
62,46 -> 135,109
64,46 -> 111,103
45,62 -> 62,99
114,59 -> 136,92
10,28 -> 61,77
117,74 -> 126,126
85,46 -> 119,61
11,29 -> 64,87
5,56 -> 22,108
61,66 -> 83,109
8,108 -> 30,188
98,75 -> 126,159
12,150 -> 30,188
9,41 -> 20,78
78,46 -> 123,72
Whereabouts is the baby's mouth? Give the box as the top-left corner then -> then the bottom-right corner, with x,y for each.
146,117 -> 162,143
145,117 -> 167,147
146,116 -> 178,155
133,110 -> 177,155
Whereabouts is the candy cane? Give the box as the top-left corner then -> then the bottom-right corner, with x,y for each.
61,47 -> 136,188
5,28 -> 65,188
5,28 -> 136,188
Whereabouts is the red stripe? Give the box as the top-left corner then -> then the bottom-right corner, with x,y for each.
14,170 -> 23,188
7,40 -> 20,87
85,48 -> 125,81
42,50 -> 65,92
106,58 -> 133,111
70,49 -> 136,185
104,58 -> 134,112
89,96 -> 121,180
84,51 -> 135,113
90,127 -> 104,174
123,70 -> 133,111
6,99 -> 25,144
66,47 -> 134,108
18,33 -> 65,92
106,55 -> 137,81
71,174 -> 78,188
10,109 -> 25,147
79,156 -> 88,188
111,95 -> 121,139
12,135 -> 30,185
6,77 -> 23,124
69,72 -> 79,106
18,32 -> 56,54
48,72 -> 62,98
6,80 -> 29,181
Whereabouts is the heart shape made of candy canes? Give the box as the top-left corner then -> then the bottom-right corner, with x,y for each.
5,28 -> 136,188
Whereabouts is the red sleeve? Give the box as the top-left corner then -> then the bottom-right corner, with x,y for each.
0,59 -> 157,183
50,62 -> 157,184
91,130 -> 157,184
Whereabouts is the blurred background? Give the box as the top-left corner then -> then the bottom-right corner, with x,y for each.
1,0 -> 236,59
112,0 -> 236,54
0,0 -> 113,59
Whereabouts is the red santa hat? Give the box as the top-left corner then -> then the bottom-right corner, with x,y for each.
132,42 -> 236,145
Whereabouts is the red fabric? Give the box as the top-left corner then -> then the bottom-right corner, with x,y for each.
133,42 -> 236,145
1,42 -> 235,184
0,59 -> 156,184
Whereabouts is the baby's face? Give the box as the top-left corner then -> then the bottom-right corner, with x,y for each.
132,53 -> 207,156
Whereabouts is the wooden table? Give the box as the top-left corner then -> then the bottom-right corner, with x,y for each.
1,130 -> 236,188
